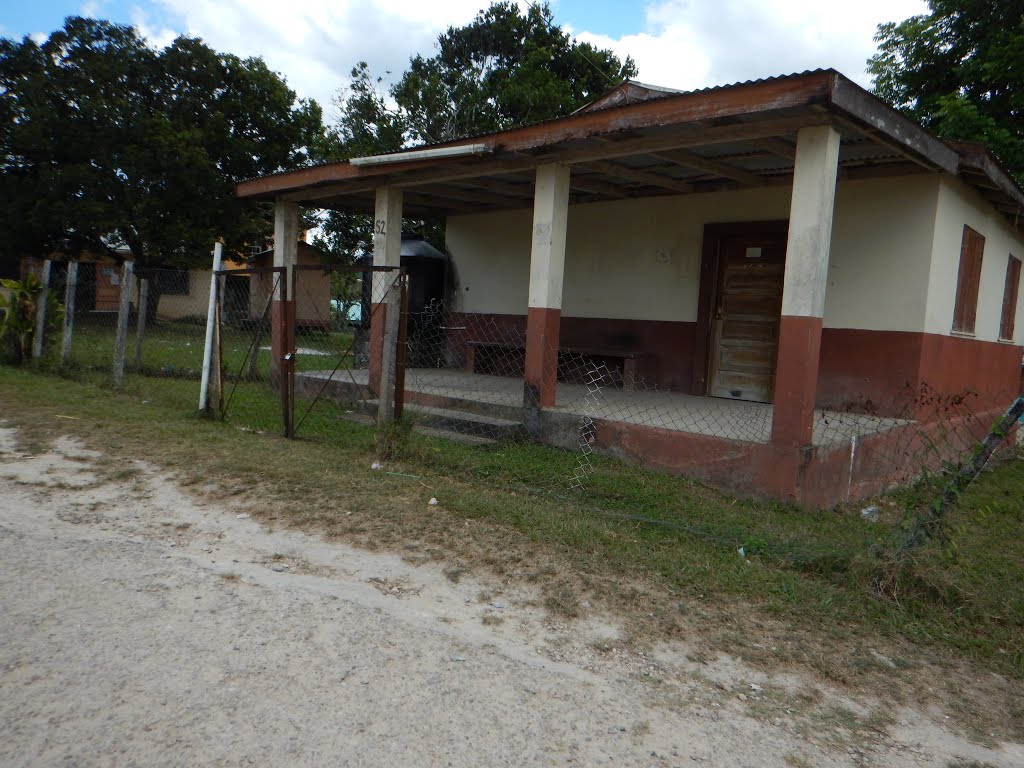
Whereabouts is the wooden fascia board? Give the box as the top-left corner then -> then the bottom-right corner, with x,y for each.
238,72 -> 835,201
263,114 -> 831,206
828,74 -> 959,174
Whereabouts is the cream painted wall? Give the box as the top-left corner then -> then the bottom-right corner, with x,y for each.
824,174 -> 939,332
447,186 -> 793,322
157,269 -> 211,320
447,174 -> 952,332
925,177 -> 1024,343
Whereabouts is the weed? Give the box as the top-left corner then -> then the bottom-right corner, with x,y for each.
443,566 -> 468,584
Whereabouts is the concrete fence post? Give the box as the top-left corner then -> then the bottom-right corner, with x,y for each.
377,274 -> 401,426
134,277 -> 149,371
31,259 -> 52,360
61,261 -> 78,367
112,261 -> 134,385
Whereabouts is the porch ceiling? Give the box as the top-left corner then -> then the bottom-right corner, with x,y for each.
237,70 -> 1024,230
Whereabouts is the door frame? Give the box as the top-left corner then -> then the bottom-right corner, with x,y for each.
691,220 -> 789,396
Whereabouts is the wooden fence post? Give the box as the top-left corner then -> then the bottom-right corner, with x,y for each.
31,259 -> 52,360
112,261 -> 134,385
134,277 -> 149,371
61,261 -> 78,368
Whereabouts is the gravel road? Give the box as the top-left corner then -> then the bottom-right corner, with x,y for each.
1,426 -> 1020,767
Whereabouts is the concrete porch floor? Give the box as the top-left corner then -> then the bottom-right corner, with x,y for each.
297,367 -> 906,446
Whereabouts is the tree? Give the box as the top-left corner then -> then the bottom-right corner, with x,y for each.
393,1 -> 636,144
316,1 -> 635,263
0,16 -> 323,278
869,1 -> 1024,181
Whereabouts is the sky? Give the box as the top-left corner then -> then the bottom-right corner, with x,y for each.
2,0 -> 930,120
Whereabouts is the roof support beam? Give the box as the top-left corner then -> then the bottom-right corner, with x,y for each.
569,175 -> 631,198
750,137 -> 796,160
582,159 -> 694,194
649,148 -> 764,186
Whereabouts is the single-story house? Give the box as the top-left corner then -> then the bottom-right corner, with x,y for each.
236,70 -> 1024,506
249,241 -> 333,328
20,253 -> 248,322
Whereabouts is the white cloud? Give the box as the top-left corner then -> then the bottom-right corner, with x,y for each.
133,0 -> 929,123
149,0 -> 496,117
132,7 -> 178,50
577,0 -> 930,90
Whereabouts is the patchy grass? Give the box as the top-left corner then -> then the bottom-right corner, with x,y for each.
2,365 -> 1023,742
48,316 -> 354,381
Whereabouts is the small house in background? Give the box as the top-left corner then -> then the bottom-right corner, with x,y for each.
19,252 -> 247,323
249,241 -> 332,328
154,258 -> 246,322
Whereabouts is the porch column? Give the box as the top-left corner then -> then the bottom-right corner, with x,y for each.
271,201 -> 298,386
770,125 -> 841,448
524,163 -> 571,419
368,186 -> 403,400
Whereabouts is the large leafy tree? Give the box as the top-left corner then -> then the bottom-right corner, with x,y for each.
0,16 -> 322,274
316,1 -> 635,262
869,0 -> 1024,181
393,0 -> 636,144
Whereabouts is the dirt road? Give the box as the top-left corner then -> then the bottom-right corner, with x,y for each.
1,426 -> 1019,767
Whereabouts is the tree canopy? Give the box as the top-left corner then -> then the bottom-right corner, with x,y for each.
0,16 -> 322,270
869,0 -> 1024,182
315,1 -> 636,261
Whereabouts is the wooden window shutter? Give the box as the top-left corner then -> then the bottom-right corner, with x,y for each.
1000,254 -> 1021,340
953,226 -> 985,334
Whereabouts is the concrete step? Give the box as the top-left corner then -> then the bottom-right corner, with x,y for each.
337,412 -> 499,447
403,403 -> 524,441
413,426 -> 499,447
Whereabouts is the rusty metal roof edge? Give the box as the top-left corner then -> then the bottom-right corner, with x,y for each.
236,69 -> 841,195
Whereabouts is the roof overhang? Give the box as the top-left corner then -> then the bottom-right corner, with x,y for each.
236,70 -> 1023,232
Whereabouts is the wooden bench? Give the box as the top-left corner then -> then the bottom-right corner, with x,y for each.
464,340 -> 651,390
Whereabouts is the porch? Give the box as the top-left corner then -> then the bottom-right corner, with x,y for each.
296,367 -> 905,446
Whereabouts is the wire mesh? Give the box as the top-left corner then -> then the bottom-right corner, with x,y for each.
282,265 -> 404,440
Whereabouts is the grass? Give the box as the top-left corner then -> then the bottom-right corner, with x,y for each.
48,315 -> 355,381
2,364 -> 1023,741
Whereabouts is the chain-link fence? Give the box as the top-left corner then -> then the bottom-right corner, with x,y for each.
14,256 -> 1023,539
20,259 -> 216,387
217,263 -> 406,440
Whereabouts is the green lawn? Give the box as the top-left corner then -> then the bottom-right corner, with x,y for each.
49,315 -> 356,381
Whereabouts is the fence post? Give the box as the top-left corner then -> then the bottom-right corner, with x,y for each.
377,272 -> 400,426
112,261 -> 134,385
280,267 -> 295,437
199,243 -> 223,412
394,271 -> 409,420
31,259 -> 52,360
134,277 -> 149,371
213,273 -> 225,411
61,261 -> 78,368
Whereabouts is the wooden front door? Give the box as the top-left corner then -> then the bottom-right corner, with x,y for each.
707,232 -> 787,402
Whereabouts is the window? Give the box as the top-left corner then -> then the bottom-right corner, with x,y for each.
953,226 -> 985,334
157,268 -> 190,295
999,254 -> 1021,341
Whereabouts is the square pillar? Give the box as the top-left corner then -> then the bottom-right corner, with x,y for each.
771,125 -> 841,449
368,186 -> 403,404
524,163 -> 571,418
271,201 -> 299,386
